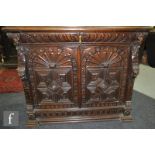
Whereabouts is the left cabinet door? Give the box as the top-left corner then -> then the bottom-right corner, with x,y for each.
26,45 -> 79,108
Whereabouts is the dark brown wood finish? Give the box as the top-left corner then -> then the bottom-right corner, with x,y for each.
3,26 -> 150,128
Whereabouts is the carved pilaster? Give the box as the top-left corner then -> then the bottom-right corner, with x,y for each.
6,33 -> 25,79
131,32 -> 148,78
16,46 -> 34,107
16,46 -> 27,80
7,33 -> 20,46
131,44 -> 141,78
123,32 -> 148,121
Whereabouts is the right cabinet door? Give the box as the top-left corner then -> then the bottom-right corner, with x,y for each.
80,45 -> 130,107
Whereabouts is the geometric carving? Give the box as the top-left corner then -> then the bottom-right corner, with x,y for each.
87,72 -> 119,101
27,46 -> 76,104
37,70 -> 71,102
82,46 -> 127,103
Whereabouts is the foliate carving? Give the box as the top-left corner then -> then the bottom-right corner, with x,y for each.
16,46 -> 26,63
131,44 -> 140,77
16,66 -> 26,80
20,32 -> 79,43
131,32 -> 148,77
8,32 -> 144,43
136,32 -> 148,43
82,32 -> 135,42
7,33 -> 28,80
7,33 -> 20,45
16,46 -> 29,80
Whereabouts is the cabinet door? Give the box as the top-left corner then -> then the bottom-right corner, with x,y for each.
80,45 -> 130,107
27,45 -> 79,108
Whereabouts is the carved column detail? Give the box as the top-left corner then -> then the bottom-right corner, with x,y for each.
131,44 -> 141,78
16,46 -> 27,80
7,33 -> 20,45
123,32 -> 148,120
131,32 -> 148,78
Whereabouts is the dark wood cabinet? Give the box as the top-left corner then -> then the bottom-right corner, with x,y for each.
3,26 -> 149,127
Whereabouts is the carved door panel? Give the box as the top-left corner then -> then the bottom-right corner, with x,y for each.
26,44 -> 130,110
27,45 -> 79,108
80,45 -> 130,107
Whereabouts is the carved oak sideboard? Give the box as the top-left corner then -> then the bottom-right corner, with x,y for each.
3,27 -> 149,128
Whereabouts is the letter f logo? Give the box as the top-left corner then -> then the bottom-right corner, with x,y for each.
8,113 -> 15,124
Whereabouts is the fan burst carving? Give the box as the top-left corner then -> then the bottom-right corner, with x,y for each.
82,46 -> 125,101
82,46 -> 124,67
29,47 -> 74,103
31,47 -> 73,69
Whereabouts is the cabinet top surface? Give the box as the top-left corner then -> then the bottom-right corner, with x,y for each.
2,26 -> 151,32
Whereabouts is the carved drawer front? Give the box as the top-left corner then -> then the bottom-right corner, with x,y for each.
80,45 -> 130,107
27,45 -> 80,108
